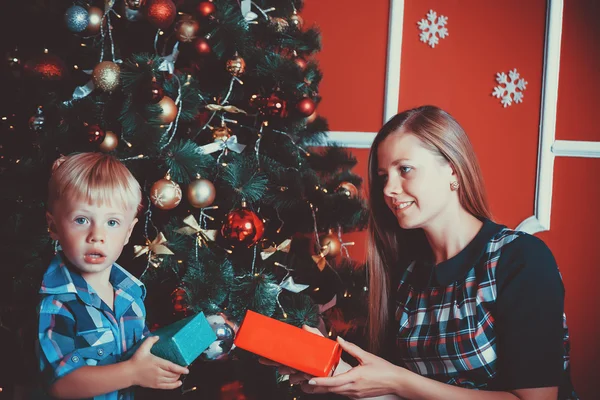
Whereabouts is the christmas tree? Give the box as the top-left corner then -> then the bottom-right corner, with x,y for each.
0,1 -> 368,398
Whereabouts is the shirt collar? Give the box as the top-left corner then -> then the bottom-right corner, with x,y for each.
39,252 -> 145,307
432,219 -> 505,286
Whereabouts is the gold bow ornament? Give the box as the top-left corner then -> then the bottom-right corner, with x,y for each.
133,232 -> 174,267
260,238 -> 292,260
175,215 -> 217,247
205,104 -> 248,114
311,245 -> 330,272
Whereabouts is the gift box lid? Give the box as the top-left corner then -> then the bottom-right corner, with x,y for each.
125,312 -> 217,366
234,310 -> 342,377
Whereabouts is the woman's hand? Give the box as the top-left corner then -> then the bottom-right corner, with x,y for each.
300,336 -> 404,399
258,325 -> 353,385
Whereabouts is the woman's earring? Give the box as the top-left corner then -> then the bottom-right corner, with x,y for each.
450,181 -> 460,191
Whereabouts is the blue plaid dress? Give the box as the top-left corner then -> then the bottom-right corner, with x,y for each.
394,220 -> 577,398
38,253 -> 148,400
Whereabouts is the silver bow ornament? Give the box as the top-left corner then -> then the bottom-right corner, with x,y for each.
200,135 -> 246,155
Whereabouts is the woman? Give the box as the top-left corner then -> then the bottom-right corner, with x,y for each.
265,106 -> 577,399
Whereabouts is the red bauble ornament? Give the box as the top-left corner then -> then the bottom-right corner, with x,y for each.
194,37 -> 211,55
24,54 -> 66,81
296,97 -> 316,117
87,124 -> 105,143
194,110 -> 211,126
251,93 -> 288,118
266,94 -> 288,117
335,181 -> 359,198
172,287 -> 188,314
145,0 -> 177,29
196,1 -> 216,18
294,57 -> 307,70
306,111 -> 318,123
221,205 -> 265,248
84,6 -> 106,35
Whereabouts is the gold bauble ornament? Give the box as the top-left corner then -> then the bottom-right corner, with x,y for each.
175,18 -> 200,42
187,177 -> 216,208
225,54 -> 246,77
92,61 -> 120,92
270,17 -> 288,32
150,176 -> 182,210
157,96 -> 178,124
212,125 -> 231,142
319,229 -> 342,258
290,12 -> 303,29
335,181 -> 358,199
98,131 -> 118,152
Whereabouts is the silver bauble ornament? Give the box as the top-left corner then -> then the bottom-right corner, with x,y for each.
200,313 -> 238,361
187,177 -> 216,208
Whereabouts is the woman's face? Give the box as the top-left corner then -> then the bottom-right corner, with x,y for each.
376,132 -> 455,230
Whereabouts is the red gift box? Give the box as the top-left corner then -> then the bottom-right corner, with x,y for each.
234,310 -> 342,377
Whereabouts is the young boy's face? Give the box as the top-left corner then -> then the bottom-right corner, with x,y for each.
46,196 -> 138,282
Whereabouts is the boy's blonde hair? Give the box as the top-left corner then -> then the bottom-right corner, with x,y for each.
48,152 -> 142,217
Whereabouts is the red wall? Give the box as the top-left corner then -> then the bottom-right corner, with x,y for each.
303,0 -> 600,398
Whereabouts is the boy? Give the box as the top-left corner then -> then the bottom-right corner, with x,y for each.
38,152 -> 188,399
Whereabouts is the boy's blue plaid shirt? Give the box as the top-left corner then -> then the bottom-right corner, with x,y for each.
38,253 -> 148,400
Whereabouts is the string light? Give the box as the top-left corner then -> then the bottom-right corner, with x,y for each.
44,48 -> 48,53
182,386 -> 197,394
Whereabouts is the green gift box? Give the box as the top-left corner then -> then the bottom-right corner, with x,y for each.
124,312 -> 217,366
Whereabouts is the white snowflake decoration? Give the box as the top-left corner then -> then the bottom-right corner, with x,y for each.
418,10 -> 448,48
492,69 -> 528,108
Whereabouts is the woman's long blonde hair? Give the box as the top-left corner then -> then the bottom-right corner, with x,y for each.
366,105 -> 492,354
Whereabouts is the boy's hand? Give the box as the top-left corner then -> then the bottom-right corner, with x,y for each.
129,336 -> 189,390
